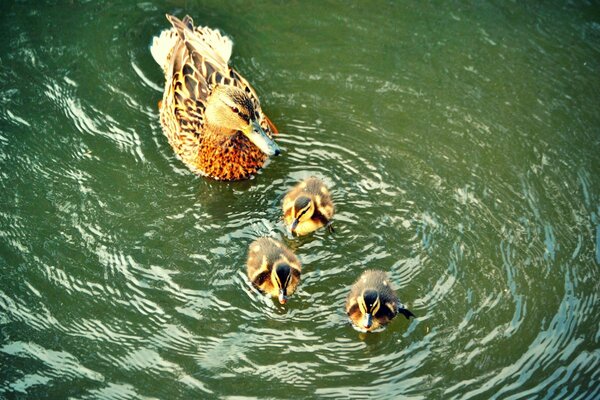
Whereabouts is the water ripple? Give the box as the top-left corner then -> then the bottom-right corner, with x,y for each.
1,341 -> 104,382
1,2 -> 599,398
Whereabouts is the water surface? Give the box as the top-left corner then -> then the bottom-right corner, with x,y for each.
1,1 -> 599,399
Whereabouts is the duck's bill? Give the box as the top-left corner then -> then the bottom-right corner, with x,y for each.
362,313 -> 373,329
244,121 -> 281,156
290,218 -> 299,232
278,289 -> 288,304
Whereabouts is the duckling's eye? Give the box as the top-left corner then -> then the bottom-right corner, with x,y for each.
231,106 -> 239,114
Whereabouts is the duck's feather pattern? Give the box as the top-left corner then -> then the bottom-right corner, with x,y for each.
150,14 -> 278,180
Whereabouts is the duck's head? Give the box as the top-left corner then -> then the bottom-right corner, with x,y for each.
204,86 -> 280,156
271,262 -> 293,304
289,195 -> 315,234
357,289 -> 382,331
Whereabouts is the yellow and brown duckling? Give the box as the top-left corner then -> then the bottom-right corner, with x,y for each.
345,270 -> 414,332
246,237 -> 302,304
151,14 -> 280,181
283,177 -> 334,236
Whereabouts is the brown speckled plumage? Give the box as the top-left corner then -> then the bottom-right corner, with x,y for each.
345,270 -> 414,332
246,237 -> 302,303
283,177 -> 334,236
152,14 -> 279,181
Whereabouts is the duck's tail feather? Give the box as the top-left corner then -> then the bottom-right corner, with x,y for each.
166,14 -> 233,67
150,27 -> 179,71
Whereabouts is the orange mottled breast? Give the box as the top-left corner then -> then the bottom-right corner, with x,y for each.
159,101 -> 269,181
194,133 -> 267,181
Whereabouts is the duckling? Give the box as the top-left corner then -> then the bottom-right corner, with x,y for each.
151,14 -> 280,181
346,270 -> 414,332
282,177 -> 334,236
246,237 -> 302,304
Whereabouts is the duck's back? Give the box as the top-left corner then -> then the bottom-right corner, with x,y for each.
151,15 -> 279,180
247,238 -> 277,275
247,238 -> 301,279
349,270 -> 398,305
151,15 -> 232,76
252,238 -> 296,265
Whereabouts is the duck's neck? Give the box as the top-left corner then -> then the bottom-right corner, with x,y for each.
202,121 -> 238,140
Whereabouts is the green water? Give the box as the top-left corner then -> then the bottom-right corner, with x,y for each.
1,1 -> 599,398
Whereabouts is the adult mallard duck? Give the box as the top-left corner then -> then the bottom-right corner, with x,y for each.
346,270 -> 414,332
246,237 -> 302,304
151,14 -> 280,181
282,177 -> 334,236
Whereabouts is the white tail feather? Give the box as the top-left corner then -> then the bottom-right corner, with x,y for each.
152,16 -> 235,73
192,26 -> 233,65
150,29 -> 178,71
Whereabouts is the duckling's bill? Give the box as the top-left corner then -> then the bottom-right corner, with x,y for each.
290,218 -> 299,232
243,120 -> 280,156
362,313 -> 373,329
349,319 -> 386,334
278,289 -> 288,304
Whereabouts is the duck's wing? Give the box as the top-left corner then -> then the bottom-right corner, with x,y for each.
162,15 -> 277,138
168,15 -> 277,136
163,15 -> 228,135
167,14 -> 232,76
397,307 -> 415,320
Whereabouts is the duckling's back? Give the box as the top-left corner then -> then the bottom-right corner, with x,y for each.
303,177 -> 331,197
349,270 -> 398,305
247,237 -> 299,272
253,238 -> 284,265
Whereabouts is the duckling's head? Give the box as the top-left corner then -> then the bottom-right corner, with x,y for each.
290,195 -> 315,234
358,289 -> 381,330
204,86 -> 280,156
271,262 -> 293,304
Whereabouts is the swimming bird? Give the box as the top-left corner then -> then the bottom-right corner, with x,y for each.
345,270 -> 414,332
151,14 -> 280,181
282,177 -> 334,236
246,237 -> 302,304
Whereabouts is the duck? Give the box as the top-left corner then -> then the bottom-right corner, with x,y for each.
345,270 -> 414,332
282,177 -> 334,236
151,14 -> 280,181
246,237 -> 302,304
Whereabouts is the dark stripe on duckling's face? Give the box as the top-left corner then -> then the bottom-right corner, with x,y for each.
358,290 -> 381,329
291,196 -> 314,232
273,263 -> 292,304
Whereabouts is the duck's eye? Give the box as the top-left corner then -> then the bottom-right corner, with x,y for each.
231,106 -> 239,114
